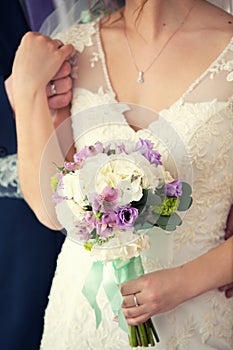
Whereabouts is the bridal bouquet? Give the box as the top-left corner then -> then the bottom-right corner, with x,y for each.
51,138 -> 192,347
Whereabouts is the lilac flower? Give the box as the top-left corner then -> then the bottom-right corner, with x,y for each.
75,224 -> 92,241
147,149 -> 162,166
52,191 -> 66,204
103,144 -> 111,154
84,211 -> 96,226
116,206 -> 139,229
135,138 -> 162,166
97,212 -> 117,237
90,193 -> 104,214
102,186 -> 119,202
64,161 -> 76,172
73,141 -> 104,166
52,173 -> 66,204
101,212 -> 117,226
90,187 -> 118,215
165,179 -> 183,197
76,213 -> 97,241
115,143 -> 128,155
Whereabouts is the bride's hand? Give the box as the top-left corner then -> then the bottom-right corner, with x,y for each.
5,59 -> 72,112
12,32 -> 75,103
120,268 -> 184,326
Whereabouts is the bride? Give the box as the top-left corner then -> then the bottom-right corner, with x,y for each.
12,0 -> 233,349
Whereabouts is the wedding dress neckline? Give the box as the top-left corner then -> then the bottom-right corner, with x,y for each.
95,19 -> 233,114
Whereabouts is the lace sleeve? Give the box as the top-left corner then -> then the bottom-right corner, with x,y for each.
0,154 -> 23,199
54,21 -> 97,53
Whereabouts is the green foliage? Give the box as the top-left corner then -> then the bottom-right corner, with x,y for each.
50,174 -> 59,193
178,182 -> 193,211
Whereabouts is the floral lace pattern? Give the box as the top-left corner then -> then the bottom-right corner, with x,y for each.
0,154 -> 23,199
41,21 -> 233,350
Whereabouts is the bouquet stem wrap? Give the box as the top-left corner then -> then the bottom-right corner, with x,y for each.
113,256 -> 159,347
82,255 -> 159,347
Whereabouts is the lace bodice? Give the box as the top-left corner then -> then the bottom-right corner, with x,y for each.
56,19 -> 233,255
40,21 -> 233,350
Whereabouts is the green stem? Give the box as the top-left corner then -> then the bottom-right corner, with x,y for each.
145,320 -> 155,346
138,323 -> 149,347
129,326 -> 138,347
135,326 -> 142,347
148,319 -> 160,343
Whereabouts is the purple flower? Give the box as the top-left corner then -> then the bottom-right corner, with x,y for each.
90,193 -> 103,214
84,211 -> 96,226
64,161 -> 76,172
115,144 -> 128,155
135,138 -> 162,167
101,212 -> 117,227
147,149 -> 162,166
116,206 -> 138,229
73,141 -> 104,166
52,191 -> 66,204
75,225 -> 92,241
165,179 -> 183,197
90,187 -> 119,215
97,212 -> 117,237
102,186 -> 119,202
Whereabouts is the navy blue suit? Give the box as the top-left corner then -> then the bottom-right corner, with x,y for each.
0,2 -> 64,349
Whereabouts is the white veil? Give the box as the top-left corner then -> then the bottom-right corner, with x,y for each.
208,0 -> 232,12
40,0 -> 233,37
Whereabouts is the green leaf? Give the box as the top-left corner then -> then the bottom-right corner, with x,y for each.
156,213 -> 182,231
50,174 -> 59,192
146,191 -> 163,206
178,182 -> 193,211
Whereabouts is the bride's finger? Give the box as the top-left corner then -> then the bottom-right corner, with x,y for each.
126,312 -> 152,326
122,306 -> 150,326
122,292 -> 143,308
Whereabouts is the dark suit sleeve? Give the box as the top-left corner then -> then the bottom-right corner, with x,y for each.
0,4 -> 65,350
0,75 -> 17,156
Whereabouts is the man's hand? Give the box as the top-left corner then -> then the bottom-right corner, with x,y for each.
219,205 -> 233,298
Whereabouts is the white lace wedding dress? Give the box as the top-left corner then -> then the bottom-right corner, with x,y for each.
40,20 -> 233,350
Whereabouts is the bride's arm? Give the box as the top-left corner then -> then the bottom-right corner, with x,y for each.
12,32 -> 75,229
121,236 -> 233,326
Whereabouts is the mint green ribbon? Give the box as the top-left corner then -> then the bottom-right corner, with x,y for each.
112,256 -> 145,284
82,261 -> 103,328
82,256 -> 144,333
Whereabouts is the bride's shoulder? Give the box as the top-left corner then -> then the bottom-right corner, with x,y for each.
195,1 -> 233,36
190,1 -> 233,56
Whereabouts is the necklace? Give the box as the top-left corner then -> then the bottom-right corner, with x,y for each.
124,4 -> 195,84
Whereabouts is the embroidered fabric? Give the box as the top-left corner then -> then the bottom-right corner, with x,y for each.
40,21 -> 233,350
0,154 -> 23,199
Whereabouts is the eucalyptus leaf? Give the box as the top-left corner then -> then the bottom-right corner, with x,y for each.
178,182 -> 193,211
156,213 -> 182,231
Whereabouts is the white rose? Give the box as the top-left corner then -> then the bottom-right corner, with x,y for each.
78,153 -> 109,197
95,154 -> 145,202
59,171 -> 87,208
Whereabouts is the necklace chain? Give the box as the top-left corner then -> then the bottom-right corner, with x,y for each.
124,4 -> 195,84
